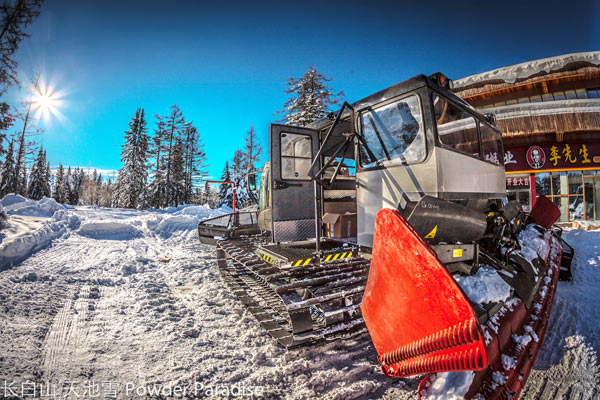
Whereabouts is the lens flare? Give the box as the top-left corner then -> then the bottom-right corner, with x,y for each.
31,79 -> 67,124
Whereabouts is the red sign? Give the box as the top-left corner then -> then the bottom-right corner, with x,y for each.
503,142 -> 600,172
506,176 -> 530,189
526,146 -> 545,169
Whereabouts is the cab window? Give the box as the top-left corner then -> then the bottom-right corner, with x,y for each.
480,122 -> 504,165
359,94 -> 425,166
433,94 -> 480,158
280,133 -> 312,180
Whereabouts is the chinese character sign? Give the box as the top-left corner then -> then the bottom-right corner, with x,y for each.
504,142 -> 600,172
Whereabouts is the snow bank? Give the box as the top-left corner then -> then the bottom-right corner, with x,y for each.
155,204 -> 227,238
422,371 -> 474,400
454,266 -> 512,305
1,194 -> 29,207
77,222 -> 142,240
1,195 -> 69,218
0,210 -> 80,269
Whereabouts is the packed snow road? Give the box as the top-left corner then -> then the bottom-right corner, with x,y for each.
0,202 -> 598,399
0,205 -> 415,399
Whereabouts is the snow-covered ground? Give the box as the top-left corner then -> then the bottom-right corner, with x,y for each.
0,198 -> 598,399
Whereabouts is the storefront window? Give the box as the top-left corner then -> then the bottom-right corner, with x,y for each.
551,172 -> 567,195
584,177 -> 595,219
552,196 -> 569,222
568,172 -> 583,195
569,196 -> 584,220
534,171 -> 600,222
535,173 -> 551,196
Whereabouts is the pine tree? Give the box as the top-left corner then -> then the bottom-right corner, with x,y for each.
0,138 -> 15,197
218,161 -> 232,208
277,66 -> 343,126
230,149 -> 248,207
27,145 -> 46,200
43,157 -> 51,197
163,105 -> 187,207
65,166 -> 75,204
94,172 -> 102,205
169,138 -> 185,206
242,125 -> 263,202
0,0 -> 43,93
243,125 -> 263,172
53,163 -> 65,203
115,108 -> 150,209
181,125 -> 208,204
147,118 -> 167,208
0,102 -> 14,160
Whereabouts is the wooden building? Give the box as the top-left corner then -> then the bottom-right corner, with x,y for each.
453,51 -> 600,222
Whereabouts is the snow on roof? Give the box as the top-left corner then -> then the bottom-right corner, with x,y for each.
484,99 -> 600,120
454,51 -> 600,89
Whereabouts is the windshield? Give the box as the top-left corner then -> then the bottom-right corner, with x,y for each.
359,94 -> 425,167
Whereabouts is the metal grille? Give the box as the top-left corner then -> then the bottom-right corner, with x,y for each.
273,219 -> 316,243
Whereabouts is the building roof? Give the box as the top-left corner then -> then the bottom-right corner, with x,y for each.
454,51 -> 600,91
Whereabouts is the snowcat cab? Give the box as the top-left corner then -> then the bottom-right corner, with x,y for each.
200,73 -> 573,399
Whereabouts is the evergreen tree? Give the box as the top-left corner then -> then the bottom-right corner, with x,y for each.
147,105 -> 190,208
0,0 -> 44,93
169,138 -> 185,206
163,105 -> 187,206
52,163 -> 65,203
43,157 -> 51,197
242,125 -> 263,172
218,161 -> 232,208
0,102 -> 14,160
181,125 -> 208,204
277,65 -> 343,126
26,145 -> 46,200
147,118 -> 167,208
242,125 -> 263,202
65,166 -> 75,204
115,108 -> 150,208
230,149 -> 248,206
0,138 -> 15,197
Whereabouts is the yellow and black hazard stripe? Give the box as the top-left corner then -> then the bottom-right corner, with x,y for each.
322,251 -> 353,263
291,251 -> 354,267
292,258 -> 313,267
261,254 -> 274,263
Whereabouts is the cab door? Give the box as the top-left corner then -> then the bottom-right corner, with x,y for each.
270,123 -> 320,243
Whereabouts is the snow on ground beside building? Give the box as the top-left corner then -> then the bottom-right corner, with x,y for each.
0,203 -> 598,399
521,228 -> 600,399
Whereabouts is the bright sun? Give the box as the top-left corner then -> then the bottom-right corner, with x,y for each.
30,80 -> 65,123
35,94 -> 53,109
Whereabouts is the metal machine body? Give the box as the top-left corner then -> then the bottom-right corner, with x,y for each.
199,73 -> 573,400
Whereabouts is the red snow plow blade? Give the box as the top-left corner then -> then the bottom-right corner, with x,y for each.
360,208 -> 487,377
362,203 -> 564,399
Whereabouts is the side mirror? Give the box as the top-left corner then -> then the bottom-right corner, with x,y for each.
247,174 -> 257,191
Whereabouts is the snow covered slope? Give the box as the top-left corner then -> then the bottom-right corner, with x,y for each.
0,205 -> 597,399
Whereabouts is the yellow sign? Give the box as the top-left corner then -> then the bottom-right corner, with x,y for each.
424,225 -> 437,239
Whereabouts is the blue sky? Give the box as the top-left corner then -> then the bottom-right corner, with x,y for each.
7,0 -> 599,180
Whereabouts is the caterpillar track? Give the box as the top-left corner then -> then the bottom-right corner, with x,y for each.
216,237 -> 370,348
